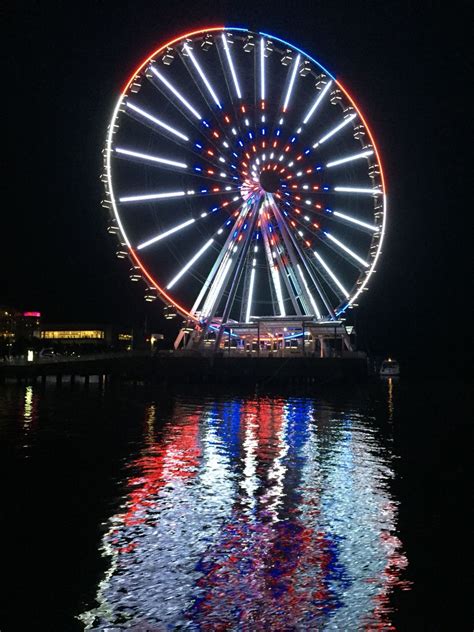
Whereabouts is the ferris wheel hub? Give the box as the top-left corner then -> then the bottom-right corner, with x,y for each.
259,170 -> 280,193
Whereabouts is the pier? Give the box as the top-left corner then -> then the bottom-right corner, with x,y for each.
0,351 -> 368,386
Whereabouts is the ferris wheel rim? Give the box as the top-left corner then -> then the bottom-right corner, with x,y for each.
104,25 -> 387,324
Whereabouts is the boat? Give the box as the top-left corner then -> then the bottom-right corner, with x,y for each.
379,358 -> 400,377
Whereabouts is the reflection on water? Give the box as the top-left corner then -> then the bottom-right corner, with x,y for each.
79,393 -> 409,630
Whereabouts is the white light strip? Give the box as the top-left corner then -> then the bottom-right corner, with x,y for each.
326,149 -> 373,168
137,218 -> 195,250
273,267 -> 286,316
334,186 -> 381,195
126,102 -> 189,141
149,65 -> 202,120
282,54 -> 300,112
296,264 -> 321,318
119,190 -> 186,203
302,80 -> 333,125
313,250 -> 349,297
333,211 -> 379,231
184,44 -> 222,109
260,37 -> 265,101
166,239 -> 214,289
314,113 -> 356,147
221,34 -> 242,99
245,267 -> 256,322
115,147 -> 187,169
326,233 -> 369,268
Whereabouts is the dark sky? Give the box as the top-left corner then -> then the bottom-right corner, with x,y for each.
4,1 -> 472,367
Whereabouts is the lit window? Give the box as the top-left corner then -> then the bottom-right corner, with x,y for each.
40,330 -> 105,340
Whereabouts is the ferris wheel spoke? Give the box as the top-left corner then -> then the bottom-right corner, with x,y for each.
166,238 -> 215,289
220,33 -> 242,100
119,186 -> 242,204
324,232 -> 370,268
334,185 -> 382,195
137,218 -> 196,250
313,250 -> 350,299
119,189 -> 192,203
326,149 -> 373,169
125,101 -> 190,141
327,210 -> 380,233
282,54 -> 301,113
148,65 -> 203,120
264,53 -> 301,148
114,147 -> 188,169
182,44 -> 223,110
260,37 -> 266,104
302,80 -> 333,126
216,35 -> 251,144
313,113 -> 357,148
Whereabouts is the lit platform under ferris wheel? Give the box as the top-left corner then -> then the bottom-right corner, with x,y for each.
175,315 -> 357,358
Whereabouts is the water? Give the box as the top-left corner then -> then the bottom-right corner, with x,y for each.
0,380 -> 470,630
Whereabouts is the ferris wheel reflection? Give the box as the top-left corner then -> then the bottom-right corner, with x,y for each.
80,394 -> 409,630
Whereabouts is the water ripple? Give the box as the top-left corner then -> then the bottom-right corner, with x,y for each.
78,393 -> 409,630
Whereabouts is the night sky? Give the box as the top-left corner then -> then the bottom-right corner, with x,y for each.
4,1 -> 471,369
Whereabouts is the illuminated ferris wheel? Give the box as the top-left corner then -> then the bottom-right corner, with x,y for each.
103,26 -> 386,348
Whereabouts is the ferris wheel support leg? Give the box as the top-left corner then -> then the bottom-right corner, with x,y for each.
269,199 -> 316,316
262,217 -> 302,315
174,327 -> 188,350
270,197 -> 336,319
213,204 -> 260,352
261,220 -> 286,317
342,332 -> 353,352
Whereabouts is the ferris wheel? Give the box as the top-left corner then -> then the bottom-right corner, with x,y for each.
103,26 -> 386,347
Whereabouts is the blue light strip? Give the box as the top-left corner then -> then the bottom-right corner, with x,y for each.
224,26 -> 250,33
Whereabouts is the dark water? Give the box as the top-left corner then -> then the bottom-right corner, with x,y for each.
0,380 -> 470,631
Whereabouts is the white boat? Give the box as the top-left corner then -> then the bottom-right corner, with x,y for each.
379,358 -> 400,377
